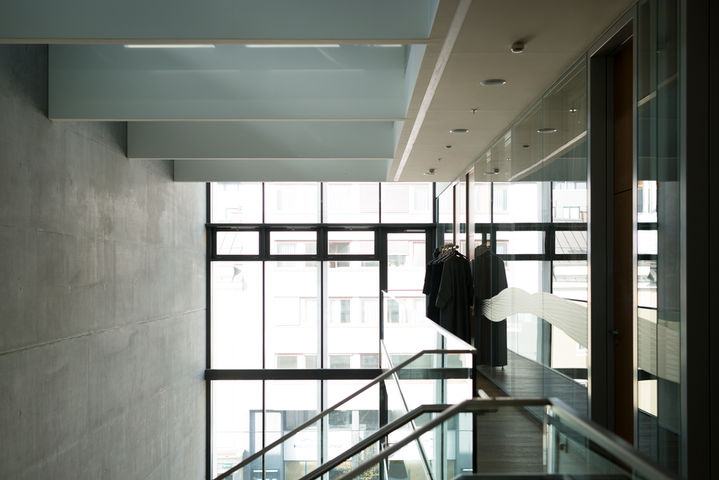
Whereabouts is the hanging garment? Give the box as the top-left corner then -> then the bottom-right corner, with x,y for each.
435,251 -> 473,343
422,248 -> 443,323
473,246 -> 508,366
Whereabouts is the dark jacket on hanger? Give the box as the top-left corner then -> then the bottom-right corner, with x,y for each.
473,246 -> 508,366
435,251 -> 473,343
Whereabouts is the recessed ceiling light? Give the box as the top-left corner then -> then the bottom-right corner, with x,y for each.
568,107 -> 578,113
522,144 -> 530,149
510,41 -> 525,53
424,168 -> 437,176
450,128 -> 469,134
537,127 -> 558,134
245,44 -> 341,48
485,168 -> 500,175
480,79 -> 506,86
124,44 -> 215,49
445,145 -> 452,149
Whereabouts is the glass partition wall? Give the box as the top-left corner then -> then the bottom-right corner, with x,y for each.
455,58 -> 590,416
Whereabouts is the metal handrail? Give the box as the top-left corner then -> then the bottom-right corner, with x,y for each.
335,397 -> 678,480
214,348 -> 474,480
298,403 -> 451,480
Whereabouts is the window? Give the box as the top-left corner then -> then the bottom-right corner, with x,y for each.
329,355 -> 351,368
329,299 -> 351,324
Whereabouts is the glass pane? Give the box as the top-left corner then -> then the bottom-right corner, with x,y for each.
437,187 -> 454,245
638,259 -> 657,308
270,231 -> 317,255
325,381 -> 379,465
216,231 -> 259,255
492,182 -> 550,223
325,261 -> 379,368
211,182 -> 263,223
327,231 -> 374,255
496,230 -> 545,254
387,232 -> 426,292
265,380 -> 320,478
212,381 -> 262,479
554,230 -> 588,255
323,182 -> 379,223
637,180 -> 657,222
212,262 -> 263,368
472,181 -> 491,224
552,260 -> 588,301
265,262 -> 320,368
380,182 -> 433,223
638,229 -> 658,255
264,182 -> 320,223
552,181 -> 588,222
455,179 -> 467,253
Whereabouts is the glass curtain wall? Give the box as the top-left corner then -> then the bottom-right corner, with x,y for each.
636,0 -> 680,471
208,182 -> 433,478
468,58 -> 589,416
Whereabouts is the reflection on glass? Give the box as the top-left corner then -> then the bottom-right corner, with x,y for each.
326,261 -> 379,368
264,182 -> 320,223
270,231 -> 317,255
327,231 -> 374,255
496,230 -> 545,254
217,231 -> 259,255
212,381 -> 262,478
552,182 -> 588,222
637,260 -> 657,308
211,182 -> 263,223
554,230 -> 588,255
492,182 -> 550,223
636,0 -> 680,471
381,182 -> 433,223
265,262 -> 320,368
212,262 -> 263,368
323,182 -> 379,223
552,261 -> 588,301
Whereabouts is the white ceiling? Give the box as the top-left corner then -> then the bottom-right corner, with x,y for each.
4,0 -> 637,182
393,0 -> 635,181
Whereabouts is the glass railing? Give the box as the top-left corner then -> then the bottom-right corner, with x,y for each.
334,398 -> 676,480
215,351 -> 474,480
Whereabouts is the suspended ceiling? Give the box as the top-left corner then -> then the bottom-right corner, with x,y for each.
1,0 -> 635,182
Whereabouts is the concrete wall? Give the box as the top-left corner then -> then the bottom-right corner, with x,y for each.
0,45 -> 206,479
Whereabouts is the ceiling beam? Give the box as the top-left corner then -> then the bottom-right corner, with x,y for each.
173,159 -> 391,182
0,0 -> 438,42
128,122 -> 397,159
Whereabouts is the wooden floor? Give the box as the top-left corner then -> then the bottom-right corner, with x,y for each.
477,350 -> 588,418
472,351 -> 589,475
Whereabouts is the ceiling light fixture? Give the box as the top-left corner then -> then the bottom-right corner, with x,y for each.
480,78 -> 506,86
568,107 -> 578,113
450,128 -> 469,134
424,168 -> 437,176
537,127 -> 558,134
124,44 -> 215,49
245,44 -> 341,48
522,144 -> 530,149
510,41 -> 525,53
445,145 -> 452,149
485,168 -> 500,175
